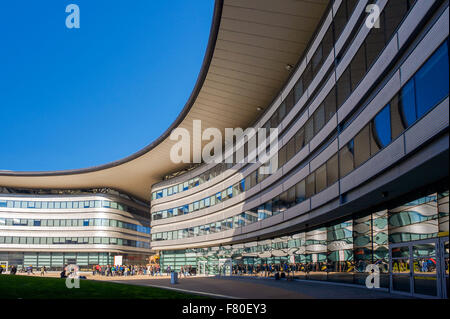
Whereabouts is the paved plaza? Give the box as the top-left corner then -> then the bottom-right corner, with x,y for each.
105,276 -> 410,299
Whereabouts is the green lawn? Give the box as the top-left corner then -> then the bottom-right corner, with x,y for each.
0,275 -> 207,299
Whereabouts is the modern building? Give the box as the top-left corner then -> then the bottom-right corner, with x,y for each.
0,188 -> 151,270
0,0 -> 448,298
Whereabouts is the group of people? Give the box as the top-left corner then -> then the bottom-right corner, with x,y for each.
91,264 -> 174,277
230,260 -> 390,276
92,264 -> 148,276
0,265 -> 46,276
90,264 -> 196,277
179,265 -> 194,277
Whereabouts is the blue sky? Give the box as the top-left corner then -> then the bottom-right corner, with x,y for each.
0,1 -> 214,171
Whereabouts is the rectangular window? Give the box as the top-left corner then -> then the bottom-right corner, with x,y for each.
384,0 -> 408,41
337,67 -> 351,107
371,104 -> 392,150
327,153 -> 339,186
305,174 -> 315,198
278,145 -> 287,167
295,128 -> 305,152
315,164 -> 327,193
313,104 -> 325,134
294,78 -> 304,103
257,205 -> 267,221
414,41 -> 449,119
296,180 -> 306,203
286,138 -> 296,162
333,0 -> 348,41
354,124 -> 371,167
350,44 -> 366,90
311,44 -> 323,76
285,91 -> 294,116
278,193 -> 288,213
390,94 -> 405,140
322,25 -> 334,58
339,140 -> 354,177
324,88 -> 336,123
286,186 -> 296,208
270,111 -> 279,128
278,103 -> 286,123
305,118 -> 314,144
303,62 -> 313,90
365,13 -> 386,68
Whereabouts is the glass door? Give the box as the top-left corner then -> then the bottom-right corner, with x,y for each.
197,261 -> 207,276
411,241 -> 438,297
218,258 -> 232,276
389,238 -> 447,298
390,245 -> 411,294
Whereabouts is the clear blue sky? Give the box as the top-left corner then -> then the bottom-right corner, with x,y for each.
0,1 -> 214,171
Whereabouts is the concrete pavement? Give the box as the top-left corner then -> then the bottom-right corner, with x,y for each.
104,275 -> 410,299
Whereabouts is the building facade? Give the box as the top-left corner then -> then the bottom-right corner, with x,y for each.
150,0 -> 449,298
0,0 -> 448,299
0,189 -> 151,270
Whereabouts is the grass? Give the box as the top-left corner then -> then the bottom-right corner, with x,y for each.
0,275 -> 207,299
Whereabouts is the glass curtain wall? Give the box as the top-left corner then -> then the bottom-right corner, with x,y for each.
159,191 -> 448,288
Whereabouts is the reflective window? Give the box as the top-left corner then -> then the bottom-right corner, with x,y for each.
296,180 -> 306,203
314,104 -> 325,134
305,118 -> 314,143
315,164 -> 327,193
327,153 -> 339,186
354,124 -> 371,167
415,41 -> 449,118
305,174 -> 315,198
400,79 -> 416,127
365,12 -> 386,68
324,88 -> 336,123
350,44 -> 366,90
337,67 -> 351,106
384,0 -> 408,40
390,94 -> 405,140
339,140 -> 354,177
372,105 -> 391,149
295,128 -> 305,152
333,0 -> 348,41
294,78 -> 304,103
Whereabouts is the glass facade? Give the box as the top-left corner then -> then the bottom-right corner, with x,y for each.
0,217 -> 150,234
0,198 -> 145,216
0,194 -> 151,270
152,1 -> 422,221
0,236 -> 150,248
152,0 -> 413,202
160,191 -> 448,290
152,39 -> 449,241
0,252 -> 149,271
